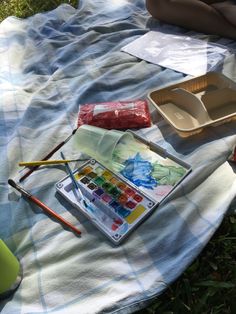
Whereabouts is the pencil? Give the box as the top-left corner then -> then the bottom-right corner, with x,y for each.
8,179 -> 81,236
19,129 -> 77,182
19,158 -> 88,167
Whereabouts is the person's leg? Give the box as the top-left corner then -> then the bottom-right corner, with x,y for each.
146,0 -> 236,39
211,1 -> 236,26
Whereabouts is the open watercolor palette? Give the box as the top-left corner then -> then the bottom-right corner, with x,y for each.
148,72 -> 236,137
56,133 -> 191,245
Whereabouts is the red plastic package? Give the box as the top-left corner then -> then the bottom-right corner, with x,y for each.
77,100 -> 151,129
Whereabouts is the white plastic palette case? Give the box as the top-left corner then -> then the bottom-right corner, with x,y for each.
148,72 -> 236,137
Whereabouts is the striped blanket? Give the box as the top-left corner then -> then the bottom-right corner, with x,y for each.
0,0 -> 235,313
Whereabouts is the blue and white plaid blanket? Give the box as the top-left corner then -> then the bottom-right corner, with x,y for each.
0,0 -> 236,313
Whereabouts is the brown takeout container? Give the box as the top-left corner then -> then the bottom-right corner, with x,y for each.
148,72 -> 236,137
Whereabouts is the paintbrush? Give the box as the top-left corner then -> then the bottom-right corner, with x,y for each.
8,179 -> 81,236
60,152 -> 88,208
19,158 -> 88,167
19,129 -> 77,182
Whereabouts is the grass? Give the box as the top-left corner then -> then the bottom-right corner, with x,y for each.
0,1 -> 235,313
0,0 -> 78,21
136,214 -> 236,314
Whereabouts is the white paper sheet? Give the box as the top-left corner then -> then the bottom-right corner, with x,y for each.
121,31 -> 231,76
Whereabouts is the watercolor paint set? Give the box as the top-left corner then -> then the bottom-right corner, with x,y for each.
56,131 -> 191,244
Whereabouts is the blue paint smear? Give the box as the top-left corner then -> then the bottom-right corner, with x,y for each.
121,153 -> 157,189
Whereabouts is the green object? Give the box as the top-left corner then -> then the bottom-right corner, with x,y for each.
0,239 -> 22,297
73,125 -> 133,165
